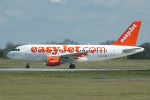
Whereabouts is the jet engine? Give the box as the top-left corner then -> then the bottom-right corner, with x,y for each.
46,57 -> 61,66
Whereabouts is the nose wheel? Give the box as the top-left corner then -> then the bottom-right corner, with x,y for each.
69,64 -> 75,69
26,61 -> 29,68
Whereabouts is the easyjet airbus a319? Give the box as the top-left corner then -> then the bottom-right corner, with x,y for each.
7,21 -> 144,69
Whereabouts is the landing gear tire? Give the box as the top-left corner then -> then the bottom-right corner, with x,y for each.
69,64 -> 75,69
26,65 -> 29,68
26,61 -> 29,69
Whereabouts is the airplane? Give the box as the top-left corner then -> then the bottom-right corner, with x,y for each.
7,21 -> 144,69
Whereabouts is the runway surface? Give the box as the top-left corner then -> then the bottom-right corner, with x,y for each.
0,68 -> 147,72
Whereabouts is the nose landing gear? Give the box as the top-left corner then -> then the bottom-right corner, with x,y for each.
26,61 -> 29,68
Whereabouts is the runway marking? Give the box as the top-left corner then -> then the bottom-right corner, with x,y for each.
0,78 -> 150,84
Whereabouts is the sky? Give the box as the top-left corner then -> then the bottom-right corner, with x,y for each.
0,0 -> 150,49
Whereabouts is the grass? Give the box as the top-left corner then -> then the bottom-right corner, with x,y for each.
0,70 -> 150,82
0,71 -> 150,100
0,59 -> 150,100
0,59 -> 150,69
0,80 -> 150,100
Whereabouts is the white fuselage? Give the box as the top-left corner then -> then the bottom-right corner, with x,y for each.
7,44 -> 144,63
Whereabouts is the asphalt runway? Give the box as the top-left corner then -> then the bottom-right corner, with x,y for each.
0,68 -> 146,72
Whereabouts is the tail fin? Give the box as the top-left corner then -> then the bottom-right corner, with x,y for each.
112,21 -> 142,46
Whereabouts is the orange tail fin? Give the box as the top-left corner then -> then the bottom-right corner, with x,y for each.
112,21 -> 142,46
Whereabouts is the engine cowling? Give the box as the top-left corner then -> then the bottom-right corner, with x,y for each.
46,57 -> 61,66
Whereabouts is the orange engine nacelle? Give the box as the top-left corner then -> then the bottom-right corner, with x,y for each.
46,57 -> 61,66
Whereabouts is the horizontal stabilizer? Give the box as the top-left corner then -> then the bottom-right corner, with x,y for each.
122,47 -> 144,53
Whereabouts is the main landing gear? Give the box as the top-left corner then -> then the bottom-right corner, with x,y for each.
26,61 -> 29,68
25,61 -> 75,69
69,64 -> 76,69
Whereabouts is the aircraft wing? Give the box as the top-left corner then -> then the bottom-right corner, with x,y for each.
46,51 -> 89,63
60,51 -> 89,63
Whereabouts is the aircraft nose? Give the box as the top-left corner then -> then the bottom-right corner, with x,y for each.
7,52 -> 14,59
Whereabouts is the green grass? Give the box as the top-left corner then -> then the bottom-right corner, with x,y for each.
0,59 -> 150,69
0,59 -> 150,100
0,71 -> 150,100
0,70 -> 150,82
0,79 -> 150,100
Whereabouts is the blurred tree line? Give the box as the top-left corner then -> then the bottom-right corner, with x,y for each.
0,39 -> 149,59
45,38 -> 79,45
0,42 -> 21,58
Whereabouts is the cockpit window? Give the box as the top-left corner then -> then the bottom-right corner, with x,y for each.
13,49 -> 16,51
13,49 -> 20,51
